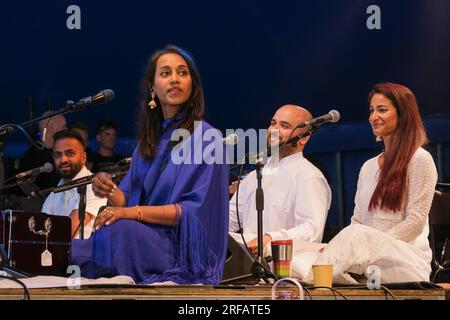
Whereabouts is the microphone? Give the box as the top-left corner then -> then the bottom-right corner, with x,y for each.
100,158 -> 131,176
247,150 -> 268,163
297,110 -> 340,128
67,89 -> 115,111
16,162 -> 54,179
284,127 -> 318,145
117,157 -> 132,165
223,133 -> 239,145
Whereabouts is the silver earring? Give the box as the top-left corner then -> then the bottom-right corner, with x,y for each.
376,136 -> 382,142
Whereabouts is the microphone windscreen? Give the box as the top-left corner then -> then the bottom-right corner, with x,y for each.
43,162 -> 54,173
92,89 -> 115,105
102,89 -> 115,103
224,134 -> 239,145
329,110 -> 340,122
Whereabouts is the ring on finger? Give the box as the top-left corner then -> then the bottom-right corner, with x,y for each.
109,184 -> 117,197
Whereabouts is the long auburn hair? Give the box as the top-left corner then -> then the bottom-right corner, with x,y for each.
368,83 -> 428,212
137,45 -> 204,159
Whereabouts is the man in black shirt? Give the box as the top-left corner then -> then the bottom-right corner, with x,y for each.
72,121 -> 94,170
14,112 -> 67,210
91,121 -> 124,173
19,112 -> 67,191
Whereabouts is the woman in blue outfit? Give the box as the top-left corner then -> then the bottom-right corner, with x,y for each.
71,45 -> 229,284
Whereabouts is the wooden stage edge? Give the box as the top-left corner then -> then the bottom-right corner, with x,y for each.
0,284 -> 447,300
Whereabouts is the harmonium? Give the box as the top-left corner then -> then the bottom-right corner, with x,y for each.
0,210 -> 71,276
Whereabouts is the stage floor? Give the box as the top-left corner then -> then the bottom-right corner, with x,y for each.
0,284 -> 447,300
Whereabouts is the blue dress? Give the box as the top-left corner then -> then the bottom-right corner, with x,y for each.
71,116 -> 229,284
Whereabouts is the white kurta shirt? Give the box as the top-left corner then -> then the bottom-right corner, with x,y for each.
229,151 -> 332,248
42,166 -> 107,238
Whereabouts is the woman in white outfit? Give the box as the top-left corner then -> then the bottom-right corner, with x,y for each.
309,82 -> 437,284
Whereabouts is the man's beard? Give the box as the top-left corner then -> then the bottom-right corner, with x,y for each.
58,162 -> 82,180
267,139 -> 292,159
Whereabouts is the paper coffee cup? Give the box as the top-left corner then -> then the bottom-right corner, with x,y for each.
312,264 -> 333,288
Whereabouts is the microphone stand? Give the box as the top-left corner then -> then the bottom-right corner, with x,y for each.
40,165 -> 130,196
0,100 -> 99,204
42,174 -> 94,240
284,126 -> 318,146
0,153 -> 4,209
0,90 -> 114,212
41,166 -> 129,239
250,128 -> 317,283
0,89 -> 114,151
77,185 -> 87,240
0,101 -> 77,141
251,159 -> 272,282
0,174 -> 44,201
436,182 -> 450,189
1,244 -> 31,278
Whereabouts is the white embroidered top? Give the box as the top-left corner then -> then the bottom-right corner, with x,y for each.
351,147 -> 438,255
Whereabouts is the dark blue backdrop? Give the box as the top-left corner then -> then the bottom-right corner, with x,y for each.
1,0 -> 449,225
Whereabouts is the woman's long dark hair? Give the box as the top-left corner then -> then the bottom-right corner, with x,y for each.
368,83 -> 428,213
137,45 -> 204,159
